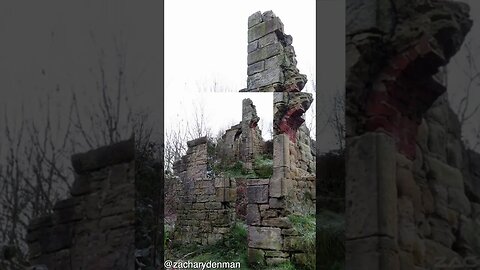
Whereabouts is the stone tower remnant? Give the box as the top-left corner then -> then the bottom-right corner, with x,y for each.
244,10 -> 316,268
245,11 -> 307,92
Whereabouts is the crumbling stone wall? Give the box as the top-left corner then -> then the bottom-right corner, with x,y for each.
172,99 -> 270,247
171,11 -> 316,268
246,92 -> 315,267
245,11 -> 307,92
217,99 -> 265,169
240,98 -> 265,170
26,139 -> 135,269
244,11 -> 316,268
172,137 -> 237,246
346,1 -> 480,269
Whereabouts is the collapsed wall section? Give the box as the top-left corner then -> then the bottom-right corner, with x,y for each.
27,139 -> 135,269
172,137 -> 236,246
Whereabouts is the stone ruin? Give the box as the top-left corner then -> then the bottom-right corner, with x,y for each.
26,139 -> 135,269
347,1 -> 480,269
244,11 -> 308,93
216,98 -> 266,170
171,10 -> 316,268
171,136 -> 238,246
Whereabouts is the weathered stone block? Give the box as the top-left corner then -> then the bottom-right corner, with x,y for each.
426,156 -> 464,189
186,136 -> 208,147
346,133 -> 397,239
248,17 -> 283,42
247,204 -> 260,225
247,67 -> 284,90
346,0 -> 394,35
214,178 -> 228,188
398,197 -> 416,252
273,134 -> 290,167
247,61 -> 265,76
346,236 -> 399,270
70,174 -> 92,196
248,226 -> 282,250
269,198 -> 285,209
248,11 -> 263,28
262,217 -> 292,228
206,202 -> 222,210
71,139 -> 134,174
247,185 -> 268,204
269,172 -> 283,198
396,166 -> 421,209
429,217 -> 455,248
265,54 -> 284,70
258,32 -> 279,48
447,187 -> 471,215
248,40 -> 258,53
247,43 -> 283,65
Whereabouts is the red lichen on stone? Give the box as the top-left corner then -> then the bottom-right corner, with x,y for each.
365,37 -> 445,160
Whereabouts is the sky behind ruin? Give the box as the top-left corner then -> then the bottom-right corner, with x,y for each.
0,0 -> 478,152
164,0 -> 317,142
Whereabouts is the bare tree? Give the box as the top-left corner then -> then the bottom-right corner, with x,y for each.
450,39 -> 480,150
328,89 -> 345,151
0,98 -> 72,269
0,32 -> 154,269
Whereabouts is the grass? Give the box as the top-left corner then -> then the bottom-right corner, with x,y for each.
286,210 -> 345,270
213,161 -> 257,178
213,155 -> 273,179
167,223 -> 249,269
253,155 -> 273,178
288,214 -> 316,270
316,210 -> 345,270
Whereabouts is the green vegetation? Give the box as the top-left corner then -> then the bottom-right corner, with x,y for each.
316,210 -> 345,270
265,262 -> 297,270
167,223 -> 249,269
213,161 -> 257,178
213,155 -> 273,179
286,210 -> 344,270
135,140 -> 162,268
253,155 -> 273,178
288,214 -> 316,270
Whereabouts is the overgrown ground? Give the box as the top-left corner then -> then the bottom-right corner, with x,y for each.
165,223 -> 298,270
165,210 -> 344,270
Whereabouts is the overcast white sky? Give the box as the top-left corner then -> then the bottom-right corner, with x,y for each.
448,0 -> 480,149
164,0 -> 316,141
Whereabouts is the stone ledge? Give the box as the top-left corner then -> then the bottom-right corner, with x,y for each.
71,138 -> 134,174
187,136 -> 208,147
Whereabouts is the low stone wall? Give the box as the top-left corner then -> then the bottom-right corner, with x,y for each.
27,139 -> 135,269
172,138 -> 237,246
173,177 -> 236,246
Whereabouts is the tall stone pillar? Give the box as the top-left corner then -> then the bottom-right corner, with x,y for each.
245,10 -> 315,268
